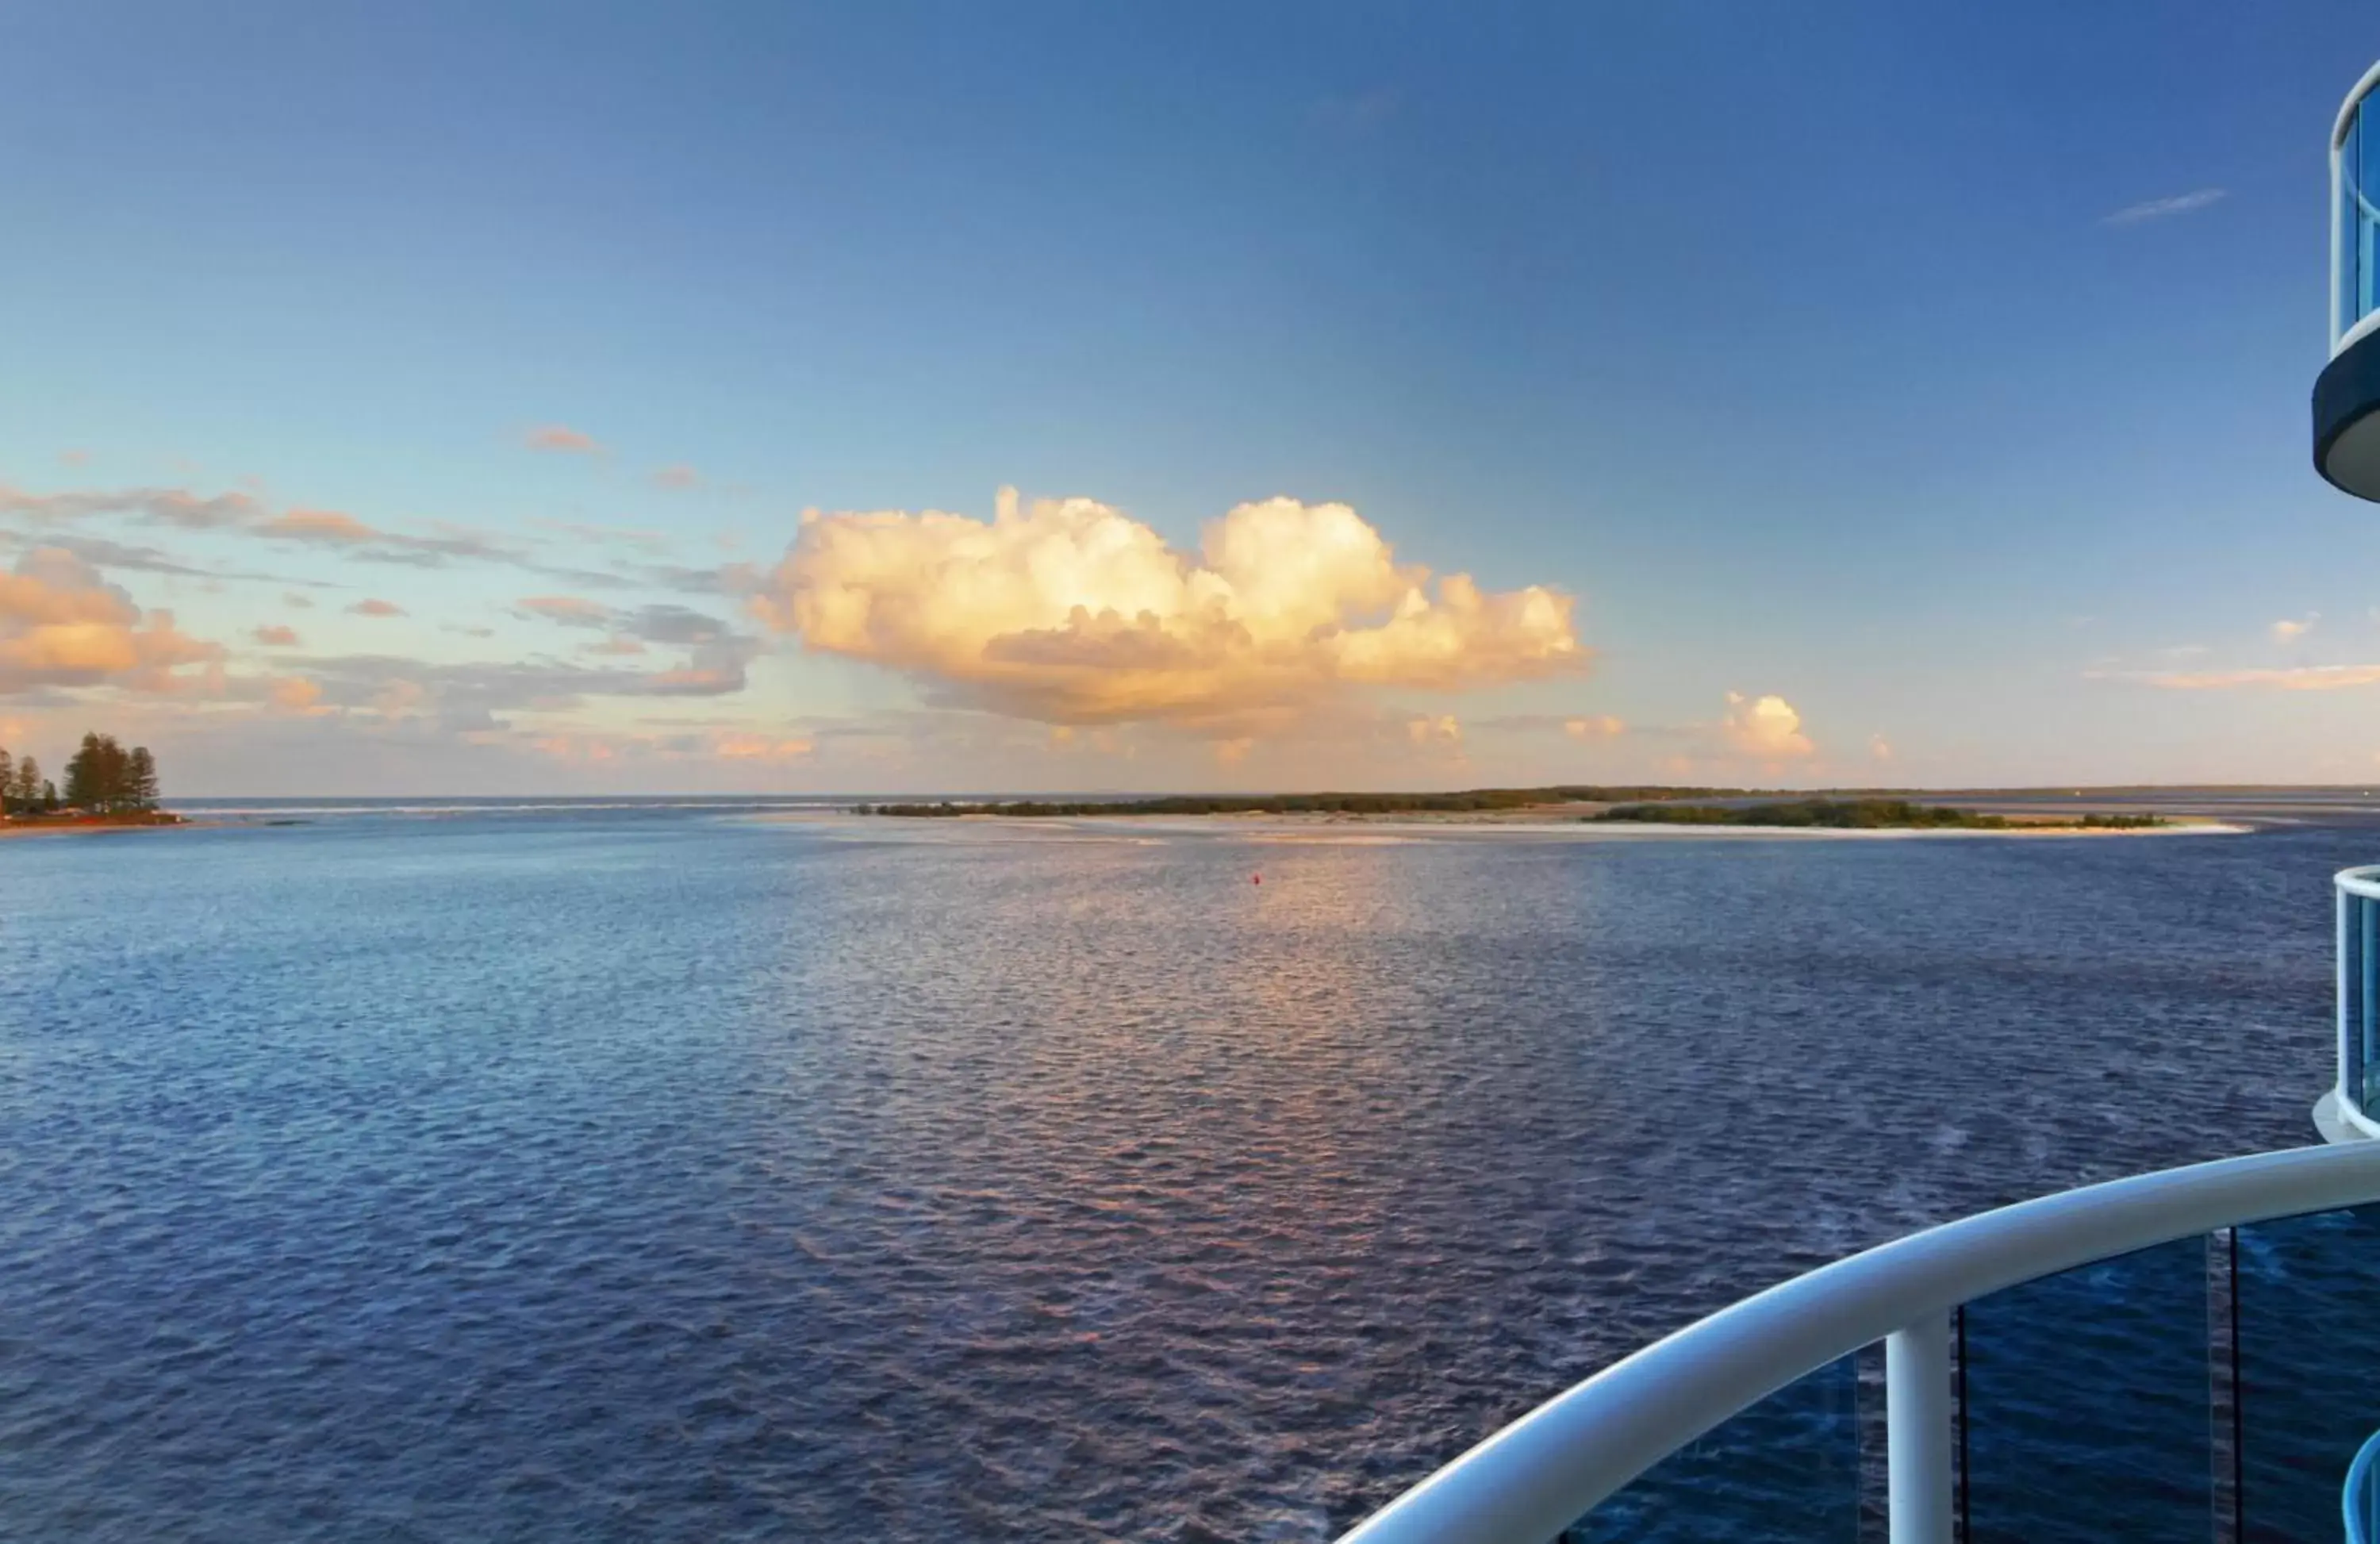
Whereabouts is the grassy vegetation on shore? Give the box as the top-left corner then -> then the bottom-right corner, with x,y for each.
858,786 -> 1762,817
1594,798 -> 2163,830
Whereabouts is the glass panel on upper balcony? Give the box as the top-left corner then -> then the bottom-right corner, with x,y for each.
2366,98 -> 2380,328
1561,1352 -> 1865,1542
2346,110 -> 2364,339
2358,891 -> 2380,1117
2348,94 -> 2380,342
2351,890 -> 2368,1119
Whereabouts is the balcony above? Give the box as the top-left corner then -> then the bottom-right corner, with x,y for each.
2317,329 -> 2380,500
2319,61 -> 2380,500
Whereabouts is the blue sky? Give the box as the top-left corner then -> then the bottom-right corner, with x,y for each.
1,2 -> 2375,794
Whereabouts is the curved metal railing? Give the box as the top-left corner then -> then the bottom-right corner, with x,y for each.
2347,1427 -> 2380,1544
1338,1143 -> 2380,1544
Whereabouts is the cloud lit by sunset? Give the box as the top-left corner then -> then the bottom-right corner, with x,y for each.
0,548 -> 222,696
754,488 -> 1583,731
1722,693 -> 1814,760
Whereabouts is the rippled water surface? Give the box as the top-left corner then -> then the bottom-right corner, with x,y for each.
0,811 -> 2362,1540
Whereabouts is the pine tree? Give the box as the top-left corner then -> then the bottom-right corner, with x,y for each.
67,732 -> 142,812
0,747 -> 12,815
98,736 -> 123,811
40,779 -> 58,812
14,755 -> 40,812
64,732 -> 101,811
128,747 -> 159,810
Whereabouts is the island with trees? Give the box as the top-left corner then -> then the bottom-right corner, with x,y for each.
854,787 -> 2172,832
0,732 -> 181,830
858,785 -> 1766,818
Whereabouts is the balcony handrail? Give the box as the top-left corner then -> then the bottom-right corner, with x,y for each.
1338,1143 -> 2380,1544
2347,1426 -> 2380,1544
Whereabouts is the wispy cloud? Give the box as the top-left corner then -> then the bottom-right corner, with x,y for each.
258,509 -> 521,569
28,534 -> 209,578
651,464 -> 701,491
288,645 -> 759,720
513,595 -> 738,653
515,595 -> 613,628
0,482 -> 261,530
2101,187 -> 2228,227
2119,663 -> 2380,691
711,732 -> 813,762
3,475 -> 734,594
0,530 -> 318,586
2272,613 -> 2319,642
261,509 -> 378,544
637,559 -> 758,596
347,598 -> 406,618
523,424 -> 602,455
252,625 -> 301,647
1311,88 -> 1399,137
1466,712 -> 1633,738
525,517 -> 670,552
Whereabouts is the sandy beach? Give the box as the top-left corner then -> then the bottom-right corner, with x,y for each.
770,806 -> 2253,840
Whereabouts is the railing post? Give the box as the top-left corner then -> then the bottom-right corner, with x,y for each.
2341,879 -> 2354,1115
1887,1315 -> 1955,1544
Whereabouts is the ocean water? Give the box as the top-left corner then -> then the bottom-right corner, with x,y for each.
0,808 -> 2366,1541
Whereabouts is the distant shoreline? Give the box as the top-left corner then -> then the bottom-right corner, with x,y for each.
816,808 -> 2251,839
852,791 -> 2239,836
0,812 -> 187,839
0,799 -> 2259,842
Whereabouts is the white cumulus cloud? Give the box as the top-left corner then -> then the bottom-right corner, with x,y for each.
753,488 -> 1585,730
0,547 -> 225,695
1722,691 -> 1814,759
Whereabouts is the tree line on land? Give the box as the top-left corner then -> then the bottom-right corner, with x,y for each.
0,733 -> 164,818
857,789 -> 2164,829
858,786 -> 1771,817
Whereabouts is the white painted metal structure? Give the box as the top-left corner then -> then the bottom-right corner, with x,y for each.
1336,1143 -> 2380,1544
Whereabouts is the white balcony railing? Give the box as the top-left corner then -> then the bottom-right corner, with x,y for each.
1338,1143 -> 2380,1544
